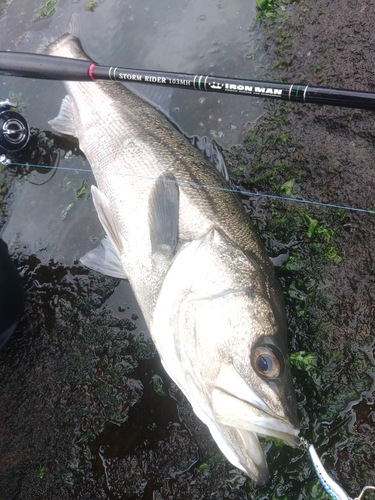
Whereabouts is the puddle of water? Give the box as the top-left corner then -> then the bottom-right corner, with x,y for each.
2,156 -> 102,265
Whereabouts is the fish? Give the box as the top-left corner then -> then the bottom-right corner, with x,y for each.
46,25 -> 299,484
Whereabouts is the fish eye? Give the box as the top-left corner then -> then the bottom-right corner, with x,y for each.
252,345 -> 283,379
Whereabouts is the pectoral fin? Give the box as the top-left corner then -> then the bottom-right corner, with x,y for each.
147,172 -> 179,312
148,172 -> 179,258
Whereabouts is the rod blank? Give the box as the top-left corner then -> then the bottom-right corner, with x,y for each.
1,50 -> 375,110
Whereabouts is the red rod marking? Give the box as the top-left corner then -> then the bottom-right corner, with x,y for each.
88,62 -> 97,82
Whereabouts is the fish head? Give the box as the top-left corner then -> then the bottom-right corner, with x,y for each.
153,227 -> 299,483
187,282 -> 300,441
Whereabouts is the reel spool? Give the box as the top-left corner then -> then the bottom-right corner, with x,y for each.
0,99 -> 30,152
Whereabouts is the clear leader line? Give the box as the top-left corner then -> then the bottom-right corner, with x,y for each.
1,51 -> 375,110
6,161 -> 375,216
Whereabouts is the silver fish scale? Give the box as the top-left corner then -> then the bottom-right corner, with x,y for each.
47,34 -> 278,326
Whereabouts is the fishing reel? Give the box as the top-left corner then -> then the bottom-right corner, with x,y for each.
0,99 -> 30,154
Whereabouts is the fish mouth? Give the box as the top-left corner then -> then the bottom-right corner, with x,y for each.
212,386 -> 300,447
208,373 -> 299,483
212,364 -> 300,447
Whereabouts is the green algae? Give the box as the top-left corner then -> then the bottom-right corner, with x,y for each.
37,0 -> 58,18
86,1 -> 98,12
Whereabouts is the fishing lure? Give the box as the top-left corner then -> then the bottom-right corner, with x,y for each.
304,439 -> 375,500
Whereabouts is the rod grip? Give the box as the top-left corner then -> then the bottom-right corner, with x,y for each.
0,51 -> 92,81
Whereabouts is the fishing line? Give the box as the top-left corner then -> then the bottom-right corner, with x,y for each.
7,160 -> 375,215
26,151 -> 60,186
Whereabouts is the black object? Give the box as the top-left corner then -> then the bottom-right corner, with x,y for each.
1,50 -> 375,110
0,99 -> 30,152
0,238 -> 23,350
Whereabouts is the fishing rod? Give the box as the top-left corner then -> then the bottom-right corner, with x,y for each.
1,50 -> 375,111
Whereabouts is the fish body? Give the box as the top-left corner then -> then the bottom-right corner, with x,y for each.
47,32 -> 299,484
